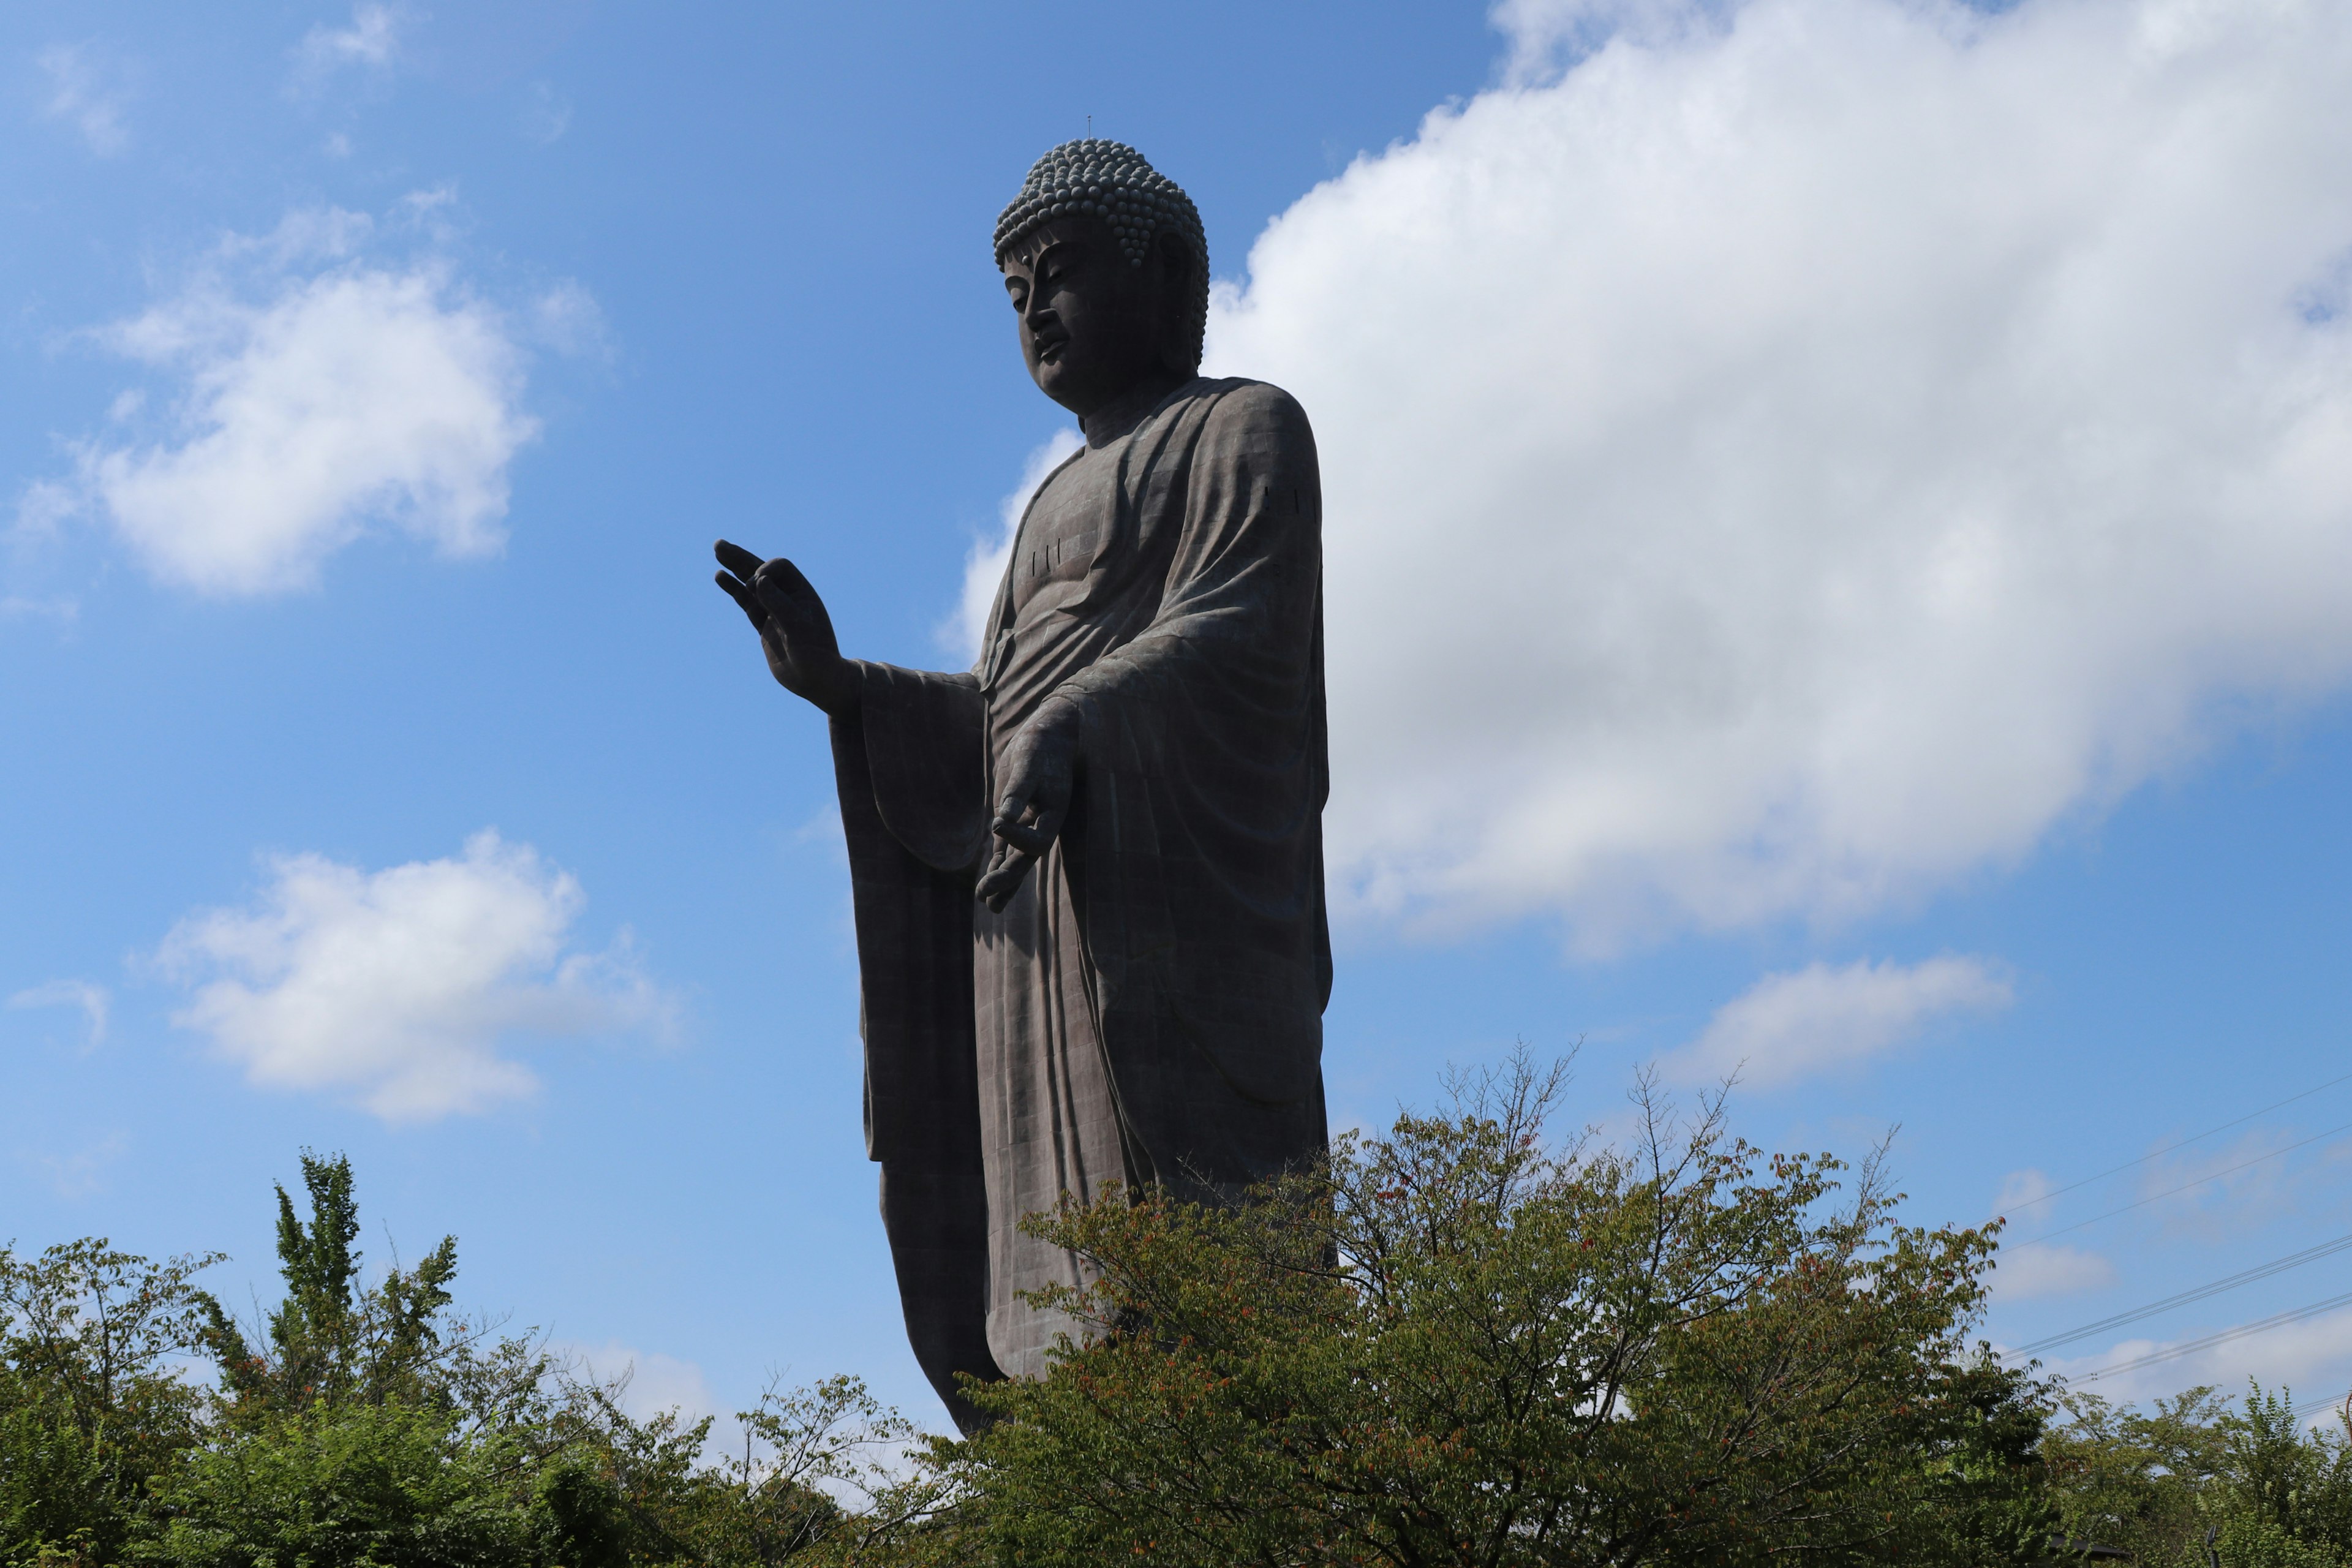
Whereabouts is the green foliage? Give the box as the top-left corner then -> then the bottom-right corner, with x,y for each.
154,1149 -> 909,1568
948,1054 -> 2054,1568
2043,1382 -> 2352,1568
200,1151 -> 469,1420
140,1399 -> 540,1568
73,1073 -> 2352,1568
1,1239 -> 221,1566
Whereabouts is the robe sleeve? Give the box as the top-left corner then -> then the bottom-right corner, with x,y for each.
827,663 -> 989,1163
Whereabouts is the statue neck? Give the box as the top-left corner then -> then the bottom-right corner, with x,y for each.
1080,369 -> 1191,448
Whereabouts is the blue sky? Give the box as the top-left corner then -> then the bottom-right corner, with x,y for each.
7,0 -> 2352,1434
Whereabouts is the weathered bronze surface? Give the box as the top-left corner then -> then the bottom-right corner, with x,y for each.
714,141 -> 1329,1433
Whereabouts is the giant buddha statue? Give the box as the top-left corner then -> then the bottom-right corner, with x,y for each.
714,140 -> 1329,1433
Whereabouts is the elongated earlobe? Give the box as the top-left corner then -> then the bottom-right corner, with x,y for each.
1158,233 -> 1201,375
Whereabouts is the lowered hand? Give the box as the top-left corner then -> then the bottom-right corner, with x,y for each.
976,699 -> 1082,912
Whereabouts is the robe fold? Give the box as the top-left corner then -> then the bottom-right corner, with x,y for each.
827,376 -> 1330,1423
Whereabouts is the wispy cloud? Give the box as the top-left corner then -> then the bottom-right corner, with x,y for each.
1993,1168 -> 2057,1220
36,43 -> 132,156
1991,1243 -> 2116,1303
159,831 -> 675,1122
521,82 -> 571,146
2133,1126 -> 2352,1239
9,979 -> 111,1052
1662,956 -> 2011,1087
22,1132 -> 130,1199
293,3 -> 404,85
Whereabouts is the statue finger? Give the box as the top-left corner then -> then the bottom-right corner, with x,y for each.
714,539 -> 766,580
994,818 -> 1057,856
714,571 -> 769,628
977,847 -> 1035,911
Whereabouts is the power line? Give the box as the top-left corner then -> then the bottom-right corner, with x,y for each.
2010,1118 -> 2352,1248
2001,1069 -> 2352,1217
2015,1229 -> 2352,1355
2078,1288 -> 2352,1382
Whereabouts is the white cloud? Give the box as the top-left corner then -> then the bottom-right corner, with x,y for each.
1992,1243 -> 2116,1302
559,1338 -> 745,1458
159,831 -> 672,1122
294,4 -> 403,82
1205,0 -> 2352,949
1663,955 -> 2010,1085
33,202 -> 545,595
9,980 -> 110,1051
943,427 -> 1084,663
564,1340 -> 721,1425
36,44 -> 130,156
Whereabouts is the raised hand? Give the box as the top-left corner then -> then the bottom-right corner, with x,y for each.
713,539 -> 860,716
976,699 -> 1081,911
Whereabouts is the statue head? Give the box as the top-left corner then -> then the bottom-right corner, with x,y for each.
993,140 -> 1209,421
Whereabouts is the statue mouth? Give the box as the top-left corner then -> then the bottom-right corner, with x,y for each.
1032,332 -> 1069,363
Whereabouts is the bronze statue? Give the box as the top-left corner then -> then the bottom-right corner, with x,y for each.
714,141 -> 1329,1433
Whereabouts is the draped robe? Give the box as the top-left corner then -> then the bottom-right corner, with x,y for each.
826,377 -> 1331,1431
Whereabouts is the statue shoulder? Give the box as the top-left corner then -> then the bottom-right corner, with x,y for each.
1191,377 -> 1317,449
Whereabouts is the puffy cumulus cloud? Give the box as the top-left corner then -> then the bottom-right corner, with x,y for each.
34,203 -> 562,596
944,428 -> 1084,663
1663,955 -> 2010,1085
36,43 -> 132,156
159,831 -> 673,1122
1206,0 -> 2352,948
1989,1243 -> 2116,1303
78,241 -> 524,590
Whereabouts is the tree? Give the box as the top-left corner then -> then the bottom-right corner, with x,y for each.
951,1054 -> 2055,1568
158,1150 -> 903,1568
2043,1382 -> 2352,1568
198,1151 -> 474,1420
0,1239 -> 221,1567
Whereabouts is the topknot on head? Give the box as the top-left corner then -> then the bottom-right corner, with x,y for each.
991,138 -> 1208,277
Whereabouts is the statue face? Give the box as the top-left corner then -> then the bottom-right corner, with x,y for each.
1001,218 -> 1182,420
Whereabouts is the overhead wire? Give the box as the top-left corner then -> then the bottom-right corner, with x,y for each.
1994,1067 -> 2352,1381
1998,1068 -> 2352,1216
2008,1118 -> 2352,1248
2078,1289 -> 2352,1382
2014,1229 -> 2352,1355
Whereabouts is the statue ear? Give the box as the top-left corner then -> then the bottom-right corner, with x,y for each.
1155,230 -> 1200,375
